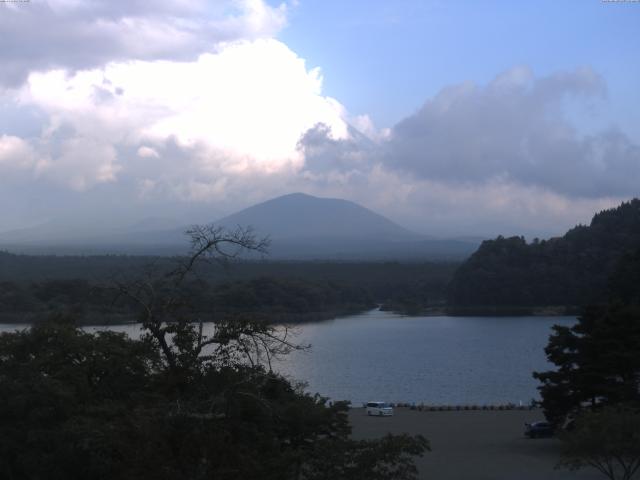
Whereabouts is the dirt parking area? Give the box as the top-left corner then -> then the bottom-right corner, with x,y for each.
349,408 -> 603,480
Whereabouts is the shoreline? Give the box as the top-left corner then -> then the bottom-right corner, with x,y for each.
351,403 -> 539,412
382,305 -> 581,317
0,306 -> 579,326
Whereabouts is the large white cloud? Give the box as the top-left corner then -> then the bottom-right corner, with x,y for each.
7,37 -> 348,193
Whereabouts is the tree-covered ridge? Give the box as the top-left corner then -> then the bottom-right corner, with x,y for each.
448,199 -> 640,309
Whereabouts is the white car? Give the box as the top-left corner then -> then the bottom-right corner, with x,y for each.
366,402 -> 394,416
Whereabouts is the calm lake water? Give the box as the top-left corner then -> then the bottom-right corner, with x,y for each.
0,309 -> 575,406
276,309 -> 576,406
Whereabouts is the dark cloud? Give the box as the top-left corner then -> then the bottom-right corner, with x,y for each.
0,0 -> 286,87
381,67 -> 640,198
297,123 -> 376,173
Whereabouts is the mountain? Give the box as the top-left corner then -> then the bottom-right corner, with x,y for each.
448,198 -> 640,309
0,193 -> 481,259
216,193 -> 418,241
211,193 -> 480,259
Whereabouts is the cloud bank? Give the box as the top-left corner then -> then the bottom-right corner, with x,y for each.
299,66 -> 639,235
0,2 -> 638,237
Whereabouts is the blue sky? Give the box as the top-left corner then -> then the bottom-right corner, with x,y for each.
0,0 -> 638,239
282,0 -> 640,135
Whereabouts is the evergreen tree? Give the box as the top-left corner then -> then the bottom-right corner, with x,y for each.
533,249 -> 640,425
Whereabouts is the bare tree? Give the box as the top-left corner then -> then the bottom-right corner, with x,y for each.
112,224 -> 304,372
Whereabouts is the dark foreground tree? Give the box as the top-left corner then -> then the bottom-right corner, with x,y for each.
533,304 -> 640,425
533,246 -> 640,425
0,225 -> 429,480
557,406 -> 640,480
534,248 -> 640,478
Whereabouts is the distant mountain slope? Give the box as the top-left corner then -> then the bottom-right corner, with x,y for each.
212,193 -> 479,259
216,192 -> 418,240
0,217 -> 186,255
0,193 -> 481,259
447,199 -> 640,308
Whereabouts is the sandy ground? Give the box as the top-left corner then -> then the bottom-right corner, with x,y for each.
349,408 -> 604,480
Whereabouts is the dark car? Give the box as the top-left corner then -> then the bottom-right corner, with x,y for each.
524,421 -> 554,438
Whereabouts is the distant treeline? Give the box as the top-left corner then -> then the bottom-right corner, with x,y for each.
0,256 -> 458,323
447,199 -> 640,312
5,199 -> 636,321
0,277 -> 373,324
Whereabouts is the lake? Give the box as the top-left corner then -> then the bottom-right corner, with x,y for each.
276,309 -> 575,406
0,309 -> 575,406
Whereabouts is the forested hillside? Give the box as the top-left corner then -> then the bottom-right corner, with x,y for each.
0,256 -> 457,323
448,199 -> 640,311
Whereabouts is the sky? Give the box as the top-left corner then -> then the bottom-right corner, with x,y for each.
1,0 -> 639,238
